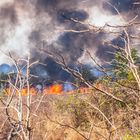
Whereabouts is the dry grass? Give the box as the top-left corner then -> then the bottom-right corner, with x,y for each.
0,93 -> 139,140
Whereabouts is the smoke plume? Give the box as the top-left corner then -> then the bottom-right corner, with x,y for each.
0,0 -> 139,81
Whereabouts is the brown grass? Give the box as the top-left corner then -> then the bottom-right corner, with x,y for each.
0,93 -> 139,140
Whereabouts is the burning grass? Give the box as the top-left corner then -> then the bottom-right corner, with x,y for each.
0,75 -> 140,139
2,84 -> 94,96
0,88 -> 140,140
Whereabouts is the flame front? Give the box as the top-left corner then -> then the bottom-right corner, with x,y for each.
4,87 -> 37,96
3,84 -> 94,96
49,84 -> 63,94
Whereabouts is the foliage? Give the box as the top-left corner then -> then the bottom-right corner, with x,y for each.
111,48 -> 140,80
0,73 -> 9,89
123,132 -> 140,140
56,94 -> 91,131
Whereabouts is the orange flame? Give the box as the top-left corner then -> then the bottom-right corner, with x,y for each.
29,87 -> 37,96
21,87 -> 37,96
3,84 -> 94,96
4,88 -> 12,96
43,84 -> 63,95
78,87 -> 89,94
3,87 -> 37,96
49,84 -> 63,94
21,88 -> 27,96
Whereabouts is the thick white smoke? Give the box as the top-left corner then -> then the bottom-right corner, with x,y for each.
0,0 -> 138,67
0,0 -> 65,65
87,6 -> 125,28
0,1 -> 33,64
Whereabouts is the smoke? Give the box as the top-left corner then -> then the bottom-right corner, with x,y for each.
105,0 -> 135,13
0,0 -> 139,81
0,0 -> 34,64
87,6 -> 125,27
